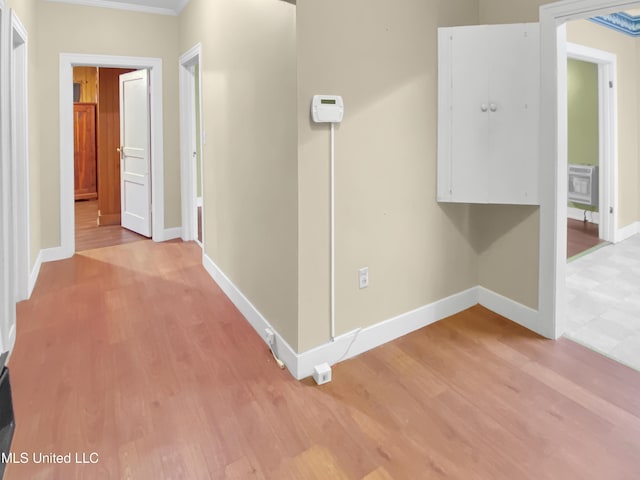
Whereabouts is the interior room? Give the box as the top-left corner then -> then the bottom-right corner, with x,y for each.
72,65 -> 148,251
563,11 -> 640,372
0,0 -> 639,478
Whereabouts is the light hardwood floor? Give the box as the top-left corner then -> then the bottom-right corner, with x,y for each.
7,240 -> 640,479
75,200 -> 147,252
567,218 -> 605,259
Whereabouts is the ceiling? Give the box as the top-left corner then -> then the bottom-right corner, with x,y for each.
45,0 -> 191,16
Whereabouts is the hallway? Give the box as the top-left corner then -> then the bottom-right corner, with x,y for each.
6,241 -> 640,479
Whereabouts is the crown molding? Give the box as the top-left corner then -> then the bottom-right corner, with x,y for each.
590,12 -> 640,36
44,0 -> 180,16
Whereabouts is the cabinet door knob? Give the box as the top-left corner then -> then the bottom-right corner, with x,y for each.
489,103 -> 497,112
480,104 -> 488,112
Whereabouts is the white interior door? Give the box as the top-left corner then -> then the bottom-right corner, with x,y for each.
119,69 -> 151,237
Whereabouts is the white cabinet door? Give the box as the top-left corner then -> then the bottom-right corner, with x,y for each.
437,23 -> 540,205
487,24 -> 539,204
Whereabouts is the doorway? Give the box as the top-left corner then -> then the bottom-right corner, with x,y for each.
566,42 -> 617,259
539,0 -> 640,340
0,0 -> 17,354
9,11 -> 28,301
72,66 -> 147,252
179,44 -> 204,246
58,54 -> 166,259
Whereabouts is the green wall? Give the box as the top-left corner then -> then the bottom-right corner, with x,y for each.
567,58 -> 599,212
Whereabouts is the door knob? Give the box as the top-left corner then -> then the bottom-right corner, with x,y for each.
489,103 -> 497,112
480,104 -> 488,112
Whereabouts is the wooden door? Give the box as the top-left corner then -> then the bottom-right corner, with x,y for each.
73,103 -> 97,200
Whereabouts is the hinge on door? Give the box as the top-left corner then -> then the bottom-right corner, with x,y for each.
609,81 -> 614,88
610,206 -> 614,214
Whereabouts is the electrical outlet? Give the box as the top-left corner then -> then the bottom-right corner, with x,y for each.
265,328 -> 275,346
358,267 -> 369,289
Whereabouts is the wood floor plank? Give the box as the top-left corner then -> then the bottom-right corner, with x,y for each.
7,240 -> 640,479
75,199 -> 147,252
567,218 -> 605,258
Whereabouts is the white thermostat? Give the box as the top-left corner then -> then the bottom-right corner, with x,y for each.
311,95 -> 344,123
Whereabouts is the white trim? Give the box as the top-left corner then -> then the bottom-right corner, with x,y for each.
179,44 -> 203,244
202,253 -> 300,378
44,0 -> 179,16
614,221 -> 639,243
566,42 -> 616,243
297,287 -> 479,380
539,0 -> 640,340
201,251 -> 541,380
0,0 -> 15,357
28,250 -> 42,298
7,323 -> 15,356
567,206 -> 600,224
41,246 -> 67,263
59,53 -> 164,258
477,287 -> 543,336
159,226 -> 182,242
10,10 -> 29,302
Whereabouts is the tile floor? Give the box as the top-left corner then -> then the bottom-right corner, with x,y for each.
565,233 -> 640,371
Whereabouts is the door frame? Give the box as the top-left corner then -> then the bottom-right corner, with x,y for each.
179,43 -> 204,245
566,42 -> 617,243
539,0 -> 640,339
58,53 -> 165,258
10,10 -> 28,302
0,0 -> 17,354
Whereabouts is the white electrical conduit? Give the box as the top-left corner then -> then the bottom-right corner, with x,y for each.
330,122 -> 336,342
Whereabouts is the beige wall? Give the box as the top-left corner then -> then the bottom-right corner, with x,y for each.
179,0 -> 299,349
479,0 -> 548,24
567,19 -> 640,229
35,2 -> 181,251
296,0 -> 480,351
7,0 -> 40,269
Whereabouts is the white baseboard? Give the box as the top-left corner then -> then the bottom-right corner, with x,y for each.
202,253 -> 299,377
567,206 -> 599,224
615,221 -> 640,243
477,286 -> 546,337
200,253 -> 545,380
27,250 -> 43,299
296,287 -> 478,380
157,227 -> 183,242
41,246 -> 69,263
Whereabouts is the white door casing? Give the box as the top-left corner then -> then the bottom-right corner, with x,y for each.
179,43 -> 204,245
566,42 -> 617,244
9,10 -> 28,303
0,0 -> 17,357
57,54 -> 165,260
119,69 -> 152,237
539,0 -> 640,339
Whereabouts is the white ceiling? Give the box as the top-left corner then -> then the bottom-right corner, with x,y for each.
45,0 -> 191,16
